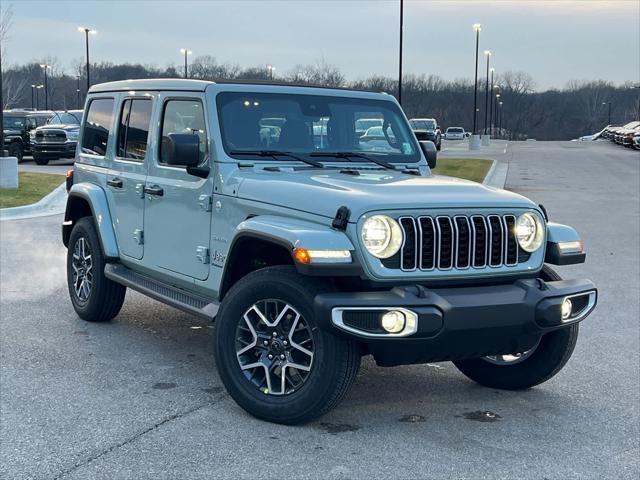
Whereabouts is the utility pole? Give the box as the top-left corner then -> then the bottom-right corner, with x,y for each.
472,24 -> 481,135
398,0 -> 404,105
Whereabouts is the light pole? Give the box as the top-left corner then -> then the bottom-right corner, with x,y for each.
602,102 -> 611,125
180,48 -> 192,78
482,50 -> 491,142
76,75 -> 81,109
495,93 -> 501,136
266,64 -> 275,80
78,27 -> 96,91
472,23 -> 481,136
398,0 -> 404,105
489,69 -> 495,136
499,101 -> 504,139
39,64 -> 51,110
31,84 -> 36,109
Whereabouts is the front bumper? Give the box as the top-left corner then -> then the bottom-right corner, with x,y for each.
32,142 -> 77,158
314,278 -> 597,366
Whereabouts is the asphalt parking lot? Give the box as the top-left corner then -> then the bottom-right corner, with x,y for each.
1,141 -> 638,479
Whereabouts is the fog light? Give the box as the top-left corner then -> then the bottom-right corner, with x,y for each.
381,311 -> 406,333
561,298 -> 573,320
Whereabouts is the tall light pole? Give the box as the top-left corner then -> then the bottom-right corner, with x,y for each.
266,64 -> 275,80
483,50 -> 491,137
31,84 -> 36,109
40,64 -> 51,110
180,48 -> 192,78
495,93 -> 501,135
472,23 -> 481,135
398,0 -> 404,105
78,27 -> 96,91
499,101 -> 504,139
76,75 -> 81,109
602,102 -> 611,125
489,69 -> 495,136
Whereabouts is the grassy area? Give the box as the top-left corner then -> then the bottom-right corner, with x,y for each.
432,158 -> 493,183
0,172 -> 65,209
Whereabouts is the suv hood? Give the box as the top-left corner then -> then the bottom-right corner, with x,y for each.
3,128 -> 21,137
236,168 -> 537,219
36,124 -> 79,131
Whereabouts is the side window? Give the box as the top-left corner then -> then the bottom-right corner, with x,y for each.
82,98 -> 115,156
117,98 -> 152,161
159,99 -> 207,165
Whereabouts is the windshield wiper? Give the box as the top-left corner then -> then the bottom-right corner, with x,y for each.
229,150 -> 324,168
310,151 -> 395,170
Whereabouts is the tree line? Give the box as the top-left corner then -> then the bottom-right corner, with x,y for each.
2,56 -> 638,140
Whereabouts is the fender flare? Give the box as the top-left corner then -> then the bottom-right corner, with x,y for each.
63,183 -> 119,258
545,222 -> 585,265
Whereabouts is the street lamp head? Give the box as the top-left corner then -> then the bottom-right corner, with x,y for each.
499,101 -> 503,105
36,85 -> 44,89
180,48 -> 193,55
490,67 -> 495,73
78,27 -> 97,34
473,23 -> 482,31
484,50 -> 492,56
496,93 -> 501,98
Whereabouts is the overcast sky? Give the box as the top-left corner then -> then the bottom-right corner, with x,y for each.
5,0 -> 639,91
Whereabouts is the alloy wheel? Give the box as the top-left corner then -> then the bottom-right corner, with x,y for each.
71,236 -> 93,303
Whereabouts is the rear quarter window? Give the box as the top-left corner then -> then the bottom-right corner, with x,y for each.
82,98 -> 115,156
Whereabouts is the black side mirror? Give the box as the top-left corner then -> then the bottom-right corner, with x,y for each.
163,133 -> 200,167
419,140 -> 437,169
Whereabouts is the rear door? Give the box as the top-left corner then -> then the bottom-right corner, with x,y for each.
106,95 -> 154,260
143,93 -> 213,281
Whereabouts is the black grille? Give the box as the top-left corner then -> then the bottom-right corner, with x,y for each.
383,214 -> 525,271
342,310 -> 385,333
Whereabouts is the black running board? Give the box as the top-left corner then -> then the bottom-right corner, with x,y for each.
104,263 -> 219,319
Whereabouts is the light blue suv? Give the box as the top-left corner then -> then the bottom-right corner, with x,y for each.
63,79 -> 597,424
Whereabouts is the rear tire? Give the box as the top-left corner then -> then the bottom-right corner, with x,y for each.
67,217 -> 126,322
33,154 -> 50,165
453,265 -> 579,390
214,266 -> 361,424
8,143 -> 23,162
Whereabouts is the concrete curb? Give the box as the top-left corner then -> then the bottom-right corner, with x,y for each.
482,159 -> 508,189
0,182 -> 67,221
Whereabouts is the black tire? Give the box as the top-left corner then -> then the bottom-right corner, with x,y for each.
67,217 -> 126,322
214,266 -> 361,425
8,143 -> 23,162
33,154 -> 50,165
453,265 -> 579,390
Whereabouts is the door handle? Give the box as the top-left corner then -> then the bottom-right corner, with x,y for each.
143,185 -> 164,197
107,177 -> 123,188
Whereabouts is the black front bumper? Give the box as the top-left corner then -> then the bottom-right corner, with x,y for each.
314,278 -> 597,366
32,142 -> 77,158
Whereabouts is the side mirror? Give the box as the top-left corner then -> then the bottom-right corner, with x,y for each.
419,140 -> 437,169
162,133 -> 201,167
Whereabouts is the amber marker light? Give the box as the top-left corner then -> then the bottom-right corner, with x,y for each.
294,248 -> 312,264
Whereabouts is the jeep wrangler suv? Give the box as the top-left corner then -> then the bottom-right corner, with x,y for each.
63,79 -> 597,425
2,110 -> 53,161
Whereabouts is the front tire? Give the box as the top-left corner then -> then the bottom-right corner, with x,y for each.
67,217 -> 126,322
8,143 -> 23,162
453,266 -> 579,390
214,266 -> 361,424
33,153 -> 50,165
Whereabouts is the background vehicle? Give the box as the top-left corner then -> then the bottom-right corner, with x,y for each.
31,110 -> 84,165
63,79 -> 596,425
444,126 -> 466,140
409,118 -> 441,150
2,110 -> 53,161
355,117 -> 383,137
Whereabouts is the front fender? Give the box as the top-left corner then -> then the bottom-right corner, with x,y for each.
233,215 -> 355,252
64,183 -> 119,258
545,222 -> 585,265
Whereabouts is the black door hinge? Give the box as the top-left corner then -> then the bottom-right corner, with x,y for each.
332,206 -> 350,231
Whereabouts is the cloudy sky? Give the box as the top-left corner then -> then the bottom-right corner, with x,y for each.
5,0 -> 639,90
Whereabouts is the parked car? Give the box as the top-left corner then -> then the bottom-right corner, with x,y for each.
633,131 -> 640,150
63,79 -> 597,425
2,109 -> 53,161
355,117 -> 383,137
444,126 -> 466,140
31,110 -> 84,165
409,118 -> 441,150
619,123 -> 640,147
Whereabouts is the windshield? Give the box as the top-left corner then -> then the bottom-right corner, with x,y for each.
217,92 -> 420,163
48,111 -> 82,125
411,119 -> 436,131
447,128 -> 463,133
3,116 -> 26,130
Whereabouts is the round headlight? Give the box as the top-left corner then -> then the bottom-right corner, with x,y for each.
516,212 -> 544,252
361,215 -> 403,259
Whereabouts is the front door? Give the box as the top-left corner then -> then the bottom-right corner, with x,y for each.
106,96 -> 154,260
143,94 -> 213,281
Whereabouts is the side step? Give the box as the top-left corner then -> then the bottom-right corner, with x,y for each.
104,263 -> 219,320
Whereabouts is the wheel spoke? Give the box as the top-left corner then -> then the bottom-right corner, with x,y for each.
236,315 -> 258,356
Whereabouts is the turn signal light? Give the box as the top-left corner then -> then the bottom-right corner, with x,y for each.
294,248 -> 311,264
